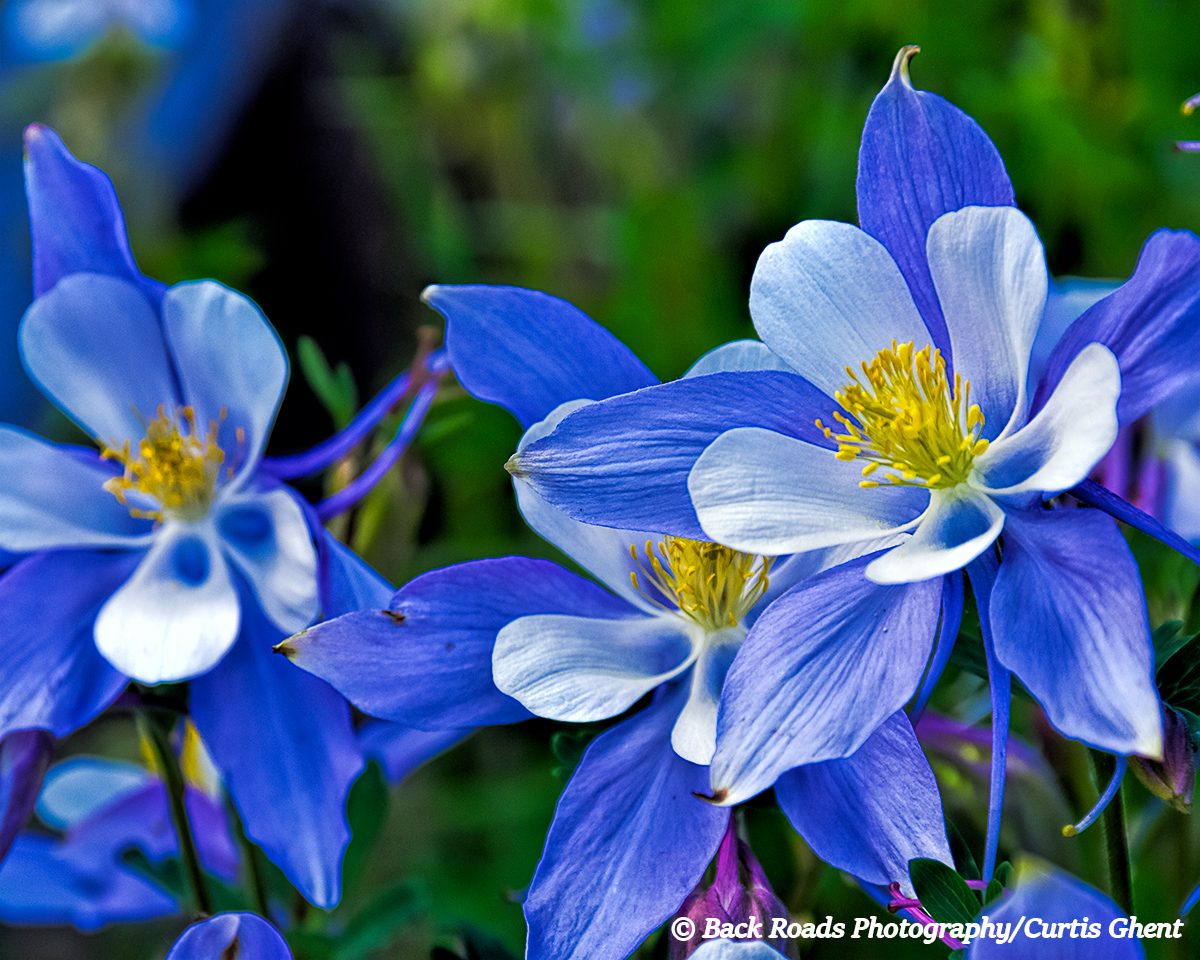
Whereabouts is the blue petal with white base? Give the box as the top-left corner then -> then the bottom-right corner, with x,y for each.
191,595 -> 363,909
856,46 -> 1014,360
1033,228 -> 1200,426
0,550 -> 139,739
990,508 -> 1162,758
775,711 -> 952,894
22,124 -> 164,302
280,557 -> 639,729
710,555 -> 944,804
428,284 -> 658,428
524,684 -> 728,960
512,371 -> 834,537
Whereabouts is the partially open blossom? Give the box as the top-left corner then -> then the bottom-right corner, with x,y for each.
671,819 -> 794,959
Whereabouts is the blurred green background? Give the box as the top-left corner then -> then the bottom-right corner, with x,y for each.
6,0 -> 1200,957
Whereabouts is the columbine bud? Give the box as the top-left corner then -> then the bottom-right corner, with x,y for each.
1130,705 -> 1197,812
670,818 -> 795,959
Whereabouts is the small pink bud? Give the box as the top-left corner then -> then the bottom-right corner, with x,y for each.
670,819 -> 795,959
1130,706 -> 1197,812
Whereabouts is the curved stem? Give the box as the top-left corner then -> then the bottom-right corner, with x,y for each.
135,710 -> 213,916
966,553 -> 1009,882
1063,754 -> 1127,836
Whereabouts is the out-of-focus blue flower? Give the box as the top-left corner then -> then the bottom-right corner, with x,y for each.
0,752 -> 236,929
282,284 -> 954,960
2,0 -> 196,64
503,46 -> 1199,803
966,860 -> 1145,959
0,125 -> 431,908
167,911 -> 292,959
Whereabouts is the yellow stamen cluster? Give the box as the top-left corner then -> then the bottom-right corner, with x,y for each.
629,536 -> 772,632
816,340 -> 989,490
101,405 -> 229,522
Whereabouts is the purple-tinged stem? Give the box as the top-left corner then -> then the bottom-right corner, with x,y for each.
262,348 -> 449,479
316,379 -> 440,521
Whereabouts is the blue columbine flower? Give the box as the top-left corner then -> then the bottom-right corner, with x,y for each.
504,49 -> 1200,870
281,284 -> 955,960
166,911 -> 293,959
0,124 -> 433,907
0,746 -> 236,929
965,860 -> 1145,959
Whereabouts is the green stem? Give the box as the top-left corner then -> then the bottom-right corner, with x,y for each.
226,796 -> 270,918
1090,749 -> 1133,915
136,710 -> 213,916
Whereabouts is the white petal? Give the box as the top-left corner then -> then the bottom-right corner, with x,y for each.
689,427 -> 927,555
971,342 -> 1120,496
683,339 -> 795,377
516,400 -> 668,612
162,282 -> 288,483
670,625 -> 743,765
95,522 -> 239,683
865,487 -> 1005,585
927,206 -> 1048,440
493,613 -> 696,722
748,220 -> 930,398
216,487 -> 318,634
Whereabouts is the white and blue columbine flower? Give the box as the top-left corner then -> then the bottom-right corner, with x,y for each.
0,124 -> 429,908
281,284 -> 955,960
506,47 -> 1200,874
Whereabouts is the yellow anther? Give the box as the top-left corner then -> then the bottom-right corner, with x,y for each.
629,537 -> 773,633
101,406 -> 226,523
860,480 -> 880,488
815,341 -> 988,490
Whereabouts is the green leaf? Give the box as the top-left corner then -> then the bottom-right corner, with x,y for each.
298,335 -> 359,431
335,880 -> 426,959
417,410 -> 476,447
342,761 -> 389,895
983,878 -> 1004,904
432,926 -> 520,960
992,860 -> 1013,888
550,729 -> 595,781
949,626 -> 987,680
945,818 -> 980,881
909,858 -> 980,927
1154,621 -> 1192,671
1158,634 -> 1200,715
119,849 -> 246,914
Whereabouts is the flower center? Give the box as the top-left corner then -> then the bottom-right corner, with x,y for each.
101,405 -> 233,523
816,340 -> 990,489
629,536 -> 772,632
